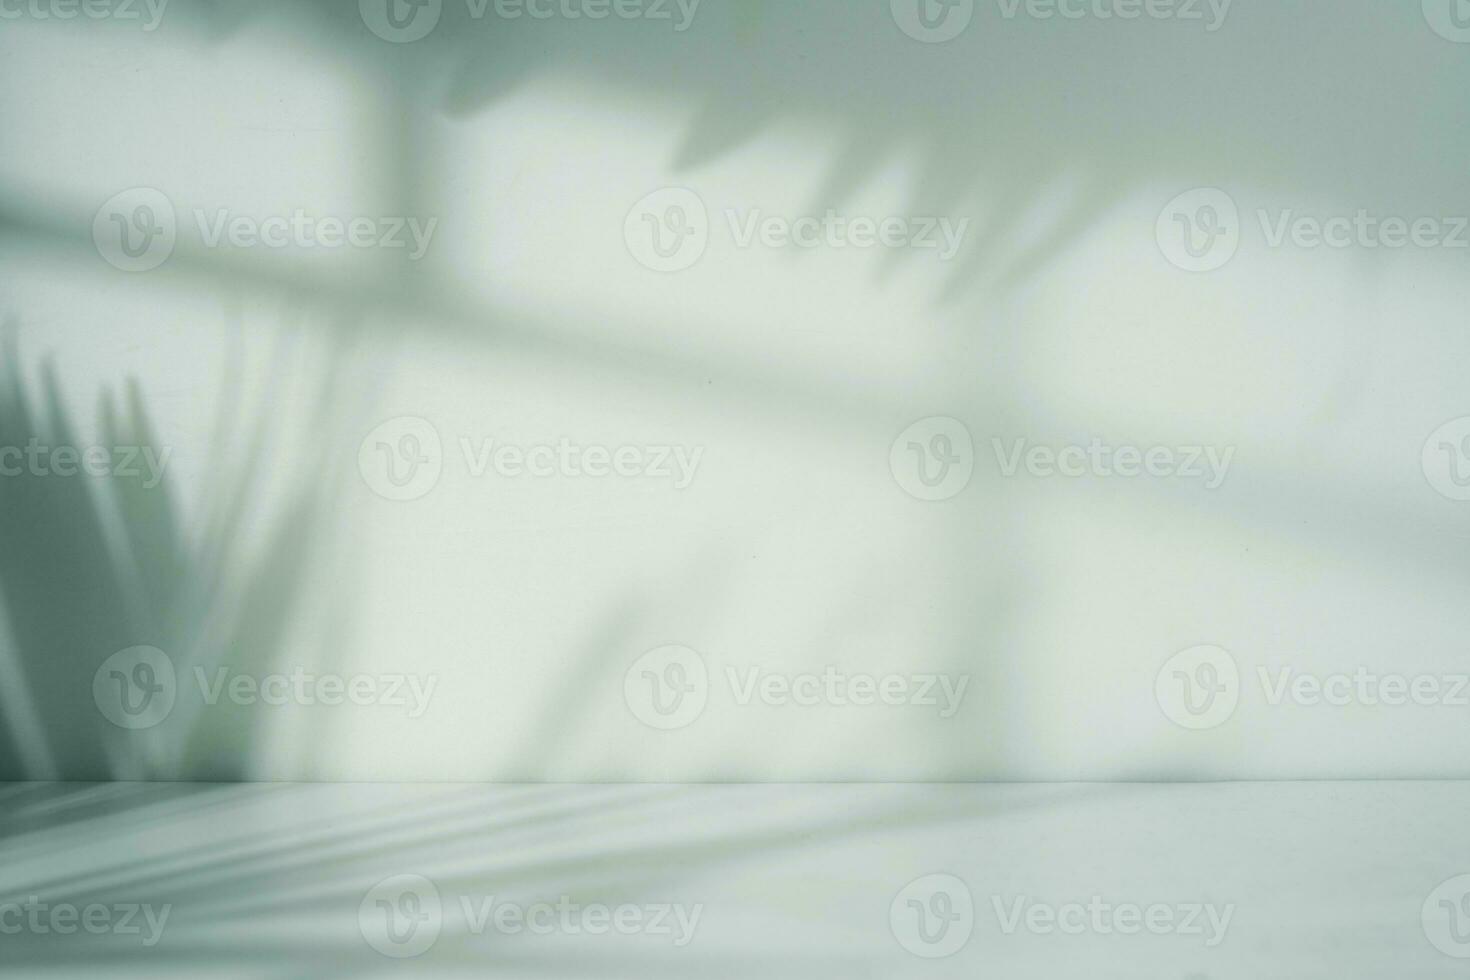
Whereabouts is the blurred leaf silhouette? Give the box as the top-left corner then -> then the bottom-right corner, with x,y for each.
0,315 -> 362,780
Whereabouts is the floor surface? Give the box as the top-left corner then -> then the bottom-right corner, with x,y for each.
1,782 -> 1466,976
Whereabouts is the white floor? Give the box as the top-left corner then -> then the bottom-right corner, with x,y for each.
1,782 -> 1467,977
